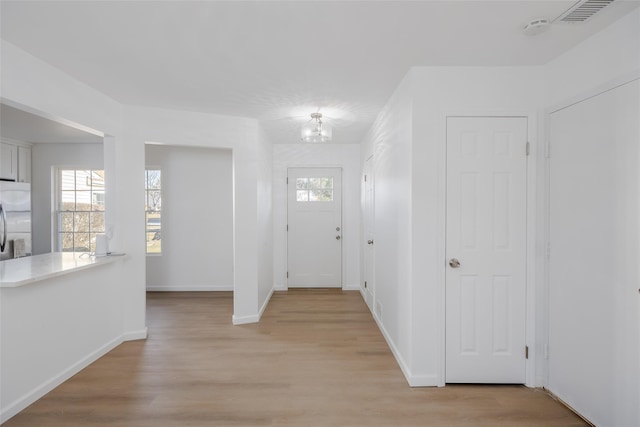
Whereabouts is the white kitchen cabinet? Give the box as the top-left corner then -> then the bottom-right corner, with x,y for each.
0,142 -> 18,181
17,145 -> 32,183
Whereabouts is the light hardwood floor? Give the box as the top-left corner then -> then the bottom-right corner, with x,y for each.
5,290 -> 587,426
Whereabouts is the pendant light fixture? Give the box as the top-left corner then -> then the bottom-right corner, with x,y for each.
301,112 -> 332,142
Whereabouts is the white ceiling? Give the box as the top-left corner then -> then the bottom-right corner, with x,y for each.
1,0 -> 638,144
0,103 -> 104,144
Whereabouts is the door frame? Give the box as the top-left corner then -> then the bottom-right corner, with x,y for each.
362,154 -> 375,310
285,165 -> 345,290
438,111 -> 539,387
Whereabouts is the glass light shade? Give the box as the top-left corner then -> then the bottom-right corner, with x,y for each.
301,114 -> 332,142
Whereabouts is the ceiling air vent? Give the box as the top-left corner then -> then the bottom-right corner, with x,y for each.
555,0 -> 616,23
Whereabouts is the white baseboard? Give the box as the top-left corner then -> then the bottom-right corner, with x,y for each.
342,284 -> 361,291
0,335 -> 123,424
232,287 -> 275,325
370,310 -> 438,387
146,285 -> 233,291
371,311 -> 414,387
273,284 -> 287,291
123,327 -> 148,341
258,287 -> 274,320
408,374 -> 440,387
232,313 -> 259,325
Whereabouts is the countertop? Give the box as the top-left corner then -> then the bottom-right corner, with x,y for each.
0,252 -> 124,288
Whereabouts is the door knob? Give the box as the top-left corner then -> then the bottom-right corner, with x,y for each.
449,258 -> 461,268
336,235 -> 341,240
367,240 -> 374,245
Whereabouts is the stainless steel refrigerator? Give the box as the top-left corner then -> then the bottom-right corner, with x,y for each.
0,181 -> 32,260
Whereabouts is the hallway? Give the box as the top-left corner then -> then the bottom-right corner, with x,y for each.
6,290 -> 587,426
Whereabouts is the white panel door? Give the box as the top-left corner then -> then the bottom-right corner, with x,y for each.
446,116 -> 528,383
287,167 -> 342,288
363,156 -> 375,309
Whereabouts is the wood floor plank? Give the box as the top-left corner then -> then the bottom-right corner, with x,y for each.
4,290 -> 587,426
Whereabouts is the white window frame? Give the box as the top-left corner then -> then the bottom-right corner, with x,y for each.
54,168 -> 106,253
145,168 -> 162,255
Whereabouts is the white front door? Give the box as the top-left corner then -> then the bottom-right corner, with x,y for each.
445,116 -> 528,383
363,156 -> 375,309
287,167 -> 342,288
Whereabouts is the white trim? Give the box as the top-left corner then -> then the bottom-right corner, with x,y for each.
0,97 -> 105,139
146,285 -> 234,291
440,112 -> 538,387
258,287 -> 274,319
273,284 -> 287,291
371,310 -> 413,386
548,69 -> 640,114
0,335 -> 122,424
232,313 -> 259,325
0,136 -> 33,148
341,284 -> 361,291
122,327 -> 148,341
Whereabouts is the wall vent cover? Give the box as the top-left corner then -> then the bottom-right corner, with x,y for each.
555,0 -> 616,23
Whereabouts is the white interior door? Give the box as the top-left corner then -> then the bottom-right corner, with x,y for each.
445,116 -> 528,383
363,156 -> 375,309
287,167 -> 342,288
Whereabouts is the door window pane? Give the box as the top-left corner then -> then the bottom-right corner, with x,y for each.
296,177 -> 334,202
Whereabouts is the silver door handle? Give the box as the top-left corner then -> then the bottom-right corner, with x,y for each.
336,235 -> 341,240
367,240 -> 374,245
449,258 -> 461,268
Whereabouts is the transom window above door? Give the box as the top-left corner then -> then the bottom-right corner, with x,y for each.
296,177 -> 334,202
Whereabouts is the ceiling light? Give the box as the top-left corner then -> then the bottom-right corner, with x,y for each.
301,113 -> 332,143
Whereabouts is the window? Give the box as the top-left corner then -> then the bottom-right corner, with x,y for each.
57,169 -> 105,252
145,169 -> 162,254
296,177 -> 334,202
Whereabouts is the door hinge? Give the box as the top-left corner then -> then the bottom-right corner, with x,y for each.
286,271 -> 289,278
286,177 -> 289,185
364,281 -> 367,288
526,141 -> 531,156
364,174 -> 367,182
286,224 -> 288,231
525,346 -> 529,359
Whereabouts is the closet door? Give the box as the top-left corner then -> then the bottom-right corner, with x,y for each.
548,79 -> 639,427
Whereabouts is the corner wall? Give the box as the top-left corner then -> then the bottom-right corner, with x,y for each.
124,106 -> 273,324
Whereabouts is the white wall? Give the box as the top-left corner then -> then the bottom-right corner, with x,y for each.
548,79 -> 639,427
124,106 -> 273,324
361,67 -> 545,386
543,8 -> 640,427
273,143 -> 361,291
1,39 -> 274,421
31,143 -> 104,255
145,144 -> 233,291
0,261 -> 125,423
257,124 -> 274,312
358,71 -> 415,382
545,8 -> 640,108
